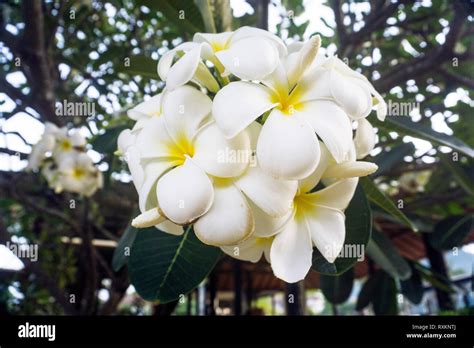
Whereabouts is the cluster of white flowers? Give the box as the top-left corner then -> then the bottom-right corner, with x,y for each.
119,27 -> 386,283
27,122 -> 103,197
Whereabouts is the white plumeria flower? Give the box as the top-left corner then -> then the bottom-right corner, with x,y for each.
129,84 -> 253,245
213,35 -> 358,181
128,90 -> 297,246
55,152 -> 103,197
52,127 -> 86,161
158,26 -> 286,90
27,122 -> 58,171
301,55 -> 387,121
245,142 -> 378,283
354,118 -> 376,159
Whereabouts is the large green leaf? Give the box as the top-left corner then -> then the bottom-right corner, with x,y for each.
356,270 -> 398,315
139,0 -> 205,35
312,185 -> 372,275
414,262 -> 456,293
91,125 -> 128,154
372,116 -> 474,158
360,177 -> 416,231
356,274 -> 378,311
112,225 -> 138,272
366,229 -> 411,280
374,143 -> 415,176
115,55 -> 159,79
129,226 -> 221,303
320,268 -> 354,305
372,271 -> 398,315
400,262 -> 424,304
428,215 -> 474,251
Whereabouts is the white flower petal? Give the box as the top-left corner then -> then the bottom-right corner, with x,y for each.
270,217 -> 313,283
329,70 -> 372,119
231,26 -> 287,57
194,182 -> 254,246
127,94 -> 162,121
166,44 -> 202,90
156,158 -> 213,224
221,235 -> 271,263
298,141 -> 331,194
157,42 -> 198,81
162,85 -> 212,141
135,117 -> 178,159
297,100 -> 353,163
285,35 -> 321,87
354,118 -> 375,159
193,32 -> 233,51
305,206 -> 345,263
132,207 -> 166,228
235,164 -> 297,217
213,81 -> 277,138
251,200 -> 294,237
303,178 -> 358,211
193,122 -> 251,178
138,160 -> 174,212
215,36 -> 280,80
194,61 -> 220,93
126,145 -> 145,191
257,109 -> 320,180
157,220 -> 184,236
323,161 -> 378,179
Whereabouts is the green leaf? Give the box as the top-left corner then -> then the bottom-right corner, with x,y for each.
371,116 -> 474,158
414,262 -> 456,293
428,215 -> 474,251
400,262 -> 424,304
129,226 -> 221,303
91,125 -> 128,154
356,273 -> 379,311
112,225 -> 138,272
312,185 -> 372,275
115,55 -> 159,79
360,177 -> 416,231
139,0 -> 205,35
372,270 -> 398,315
356,270 -> 398,314
320,268 -> 354,304
439,154 -> 474,195
366,229 -> 412,280
374,143 -> 415,176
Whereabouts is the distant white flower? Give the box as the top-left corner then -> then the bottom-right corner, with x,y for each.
26,122 -> 58,171
55,152 -> 103,197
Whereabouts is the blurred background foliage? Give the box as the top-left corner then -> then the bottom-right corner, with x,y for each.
0,0 -> 472,316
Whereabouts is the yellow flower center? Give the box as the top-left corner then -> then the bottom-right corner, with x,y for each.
59,139 -> 72,151
270,84 -> 303,116
210,41 -> 228,53
166,133 -> 195,166
72,167 -> 86,179
292,193 -> 315,221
